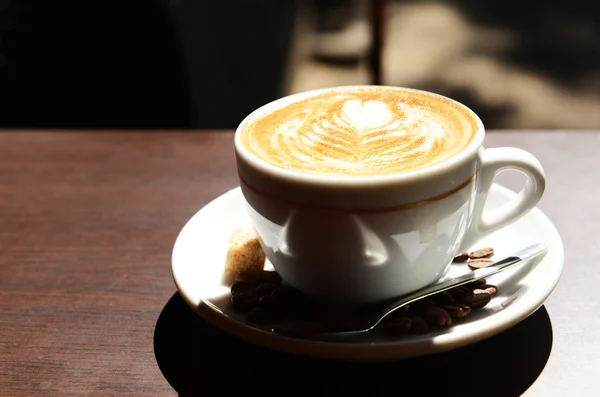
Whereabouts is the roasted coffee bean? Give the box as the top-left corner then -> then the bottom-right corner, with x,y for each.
259,294 -> 285,315
468,258 -> 494,270
468,247 -> 494,259
466,278 -> 487,290
447,286 -> 472,299
409,316 -> 429,333
231,281 -> 254,296
473,288 -> 494,298
460,290 -> 492,309
481,284 -> 498,297
277,293 -> 313,316
454,252 -> 469,262
431,291 -> 455,305
385,317 -> 412,335
255,271 -> 282,284
231,293 -> 260,313
248,307 -> 271,324
409,299 -> 437,315
255,283 -> 278,296
236,270 -> 265,282
424,307 -> 452,327
387,305 -> 411,320
443,303 -> 472,319
271,285 -> 302,303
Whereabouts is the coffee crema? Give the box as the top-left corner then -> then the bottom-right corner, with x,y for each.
241,87 -> 479,176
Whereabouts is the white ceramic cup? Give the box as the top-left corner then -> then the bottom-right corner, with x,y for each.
234,86 -> 545,303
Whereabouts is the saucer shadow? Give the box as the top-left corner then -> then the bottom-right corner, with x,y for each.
154,293 -> 553,396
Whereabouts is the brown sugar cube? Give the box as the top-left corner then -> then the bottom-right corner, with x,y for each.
225,227 -> 266,279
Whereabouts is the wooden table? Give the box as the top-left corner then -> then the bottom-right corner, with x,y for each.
0,131 -> 594,396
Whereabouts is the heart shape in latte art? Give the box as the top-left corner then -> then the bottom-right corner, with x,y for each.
242,88 -> 477,176
342,99 -> 394,131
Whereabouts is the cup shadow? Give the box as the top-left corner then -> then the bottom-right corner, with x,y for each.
154,292 -> 553,396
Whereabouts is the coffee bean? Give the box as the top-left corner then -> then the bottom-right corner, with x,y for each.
387,305 -> 411,320
481,284 -> 498,297
409,299 -> 437,315
271,285 -> 301,301
424,307 -> 452,327
409,316 -> 429,333
255,283 -> 278,296
466,278 -> 487,290
431,291 -> 455,305
255,271 -> 282,284
443,303 -> 472,318
272,287 -> 310,313
231,293 -> 260,313
460,290 -> 492,309
469,247 -> 494,259
385,317 -> 412,335
447,286 -> 472,299
248,307 -> 271,324
454,252 -> 469,262
259,294 -> 285,315
231,281 -> 254,296
468,258 -> 494,270
236,270 -> 264,282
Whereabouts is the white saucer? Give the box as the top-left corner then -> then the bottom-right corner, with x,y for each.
171,185 -> 563,361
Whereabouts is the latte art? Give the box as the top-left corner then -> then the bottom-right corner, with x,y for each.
241,87 -> 478,176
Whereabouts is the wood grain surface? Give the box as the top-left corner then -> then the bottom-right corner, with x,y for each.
0,132 -> 238,396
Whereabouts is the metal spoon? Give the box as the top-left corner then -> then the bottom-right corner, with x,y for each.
271,243 -> 547,340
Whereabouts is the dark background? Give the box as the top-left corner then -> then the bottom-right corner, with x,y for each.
1,0 -> 598,129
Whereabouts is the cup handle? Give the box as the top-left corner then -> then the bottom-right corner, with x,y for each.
460,147 -> 546,251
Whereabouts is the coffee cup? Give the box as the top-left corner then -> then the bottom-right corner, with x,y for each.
234,86 -> 545,303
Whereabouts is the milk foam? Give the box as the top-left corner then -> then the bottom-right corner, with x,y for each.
242,87 -> 478,176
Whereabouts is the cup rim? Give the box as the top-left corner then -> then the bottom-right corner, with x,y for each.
234,85 -> 485,187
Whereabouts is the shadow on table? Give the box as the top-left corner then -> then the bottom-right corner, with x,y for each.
154,292 -> 553,396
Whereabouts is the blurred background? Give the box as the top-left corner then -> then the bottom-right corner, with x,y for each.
1,0 -> 599,130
